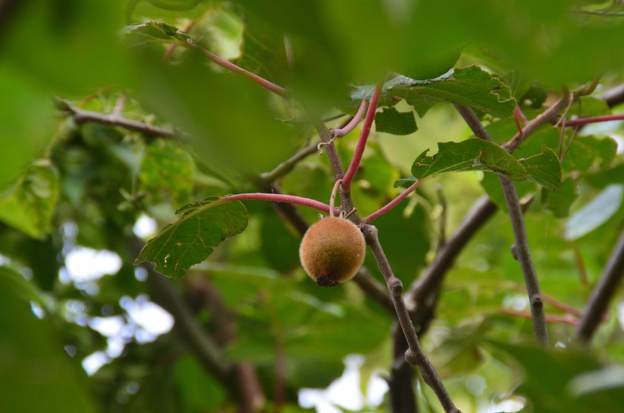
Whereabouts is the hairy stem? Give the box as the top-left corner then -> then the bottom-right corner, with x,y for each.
456,104 -> 548,345
575,231 -> 624,342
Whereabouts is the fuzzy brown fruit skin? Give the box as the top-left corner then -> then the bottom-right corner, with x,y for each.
299,216 -> 366,286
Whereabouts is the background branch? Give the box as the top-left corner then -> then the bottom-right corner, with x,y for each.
58,99 -> 176,138
455,104 -> 548,344
575,231 -> 624,342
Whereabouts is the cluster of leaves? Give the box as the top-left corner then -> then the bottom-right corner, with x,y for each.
1,1 -> 624,413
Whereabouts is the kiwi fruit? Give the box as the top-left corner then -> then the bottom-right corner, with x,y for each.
299,216 -> 366,286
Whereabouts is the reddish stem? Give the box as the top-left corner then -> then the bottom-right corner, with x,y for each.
562,113 -> 624,127
198,45 -> 287,97
333,99 -> 368,137
364,181 -> 421,223
222,193 -> 329,213
342,84 -> 382,189
513,105 -> 527,136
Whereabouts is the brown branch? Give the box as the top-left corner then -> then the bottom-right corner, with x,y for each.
362,224 -> 460,413
58,99 -> 176,138
147,271 -> 234,387
455,104 -> 548,345
575,230 -> 624,342
316,116 -> 459,411
184,275 -> 265,412
503,93 -> 571,152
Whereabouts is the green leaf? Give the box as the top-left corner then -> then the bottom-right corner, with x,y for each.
565,184 -> 623,240
124,21 -> 191,47
490,341 -> 624,413
139,139 -> 196,206
410,139 -> 526,179
519,147 -> 561,190
544,178 -> 577,218
375,107 -> 417,135
137,199 -> 248,277
0,160 -> 60,239
370,66 -> 515,118
564,136 -> 618,173
0,65 -> 55,189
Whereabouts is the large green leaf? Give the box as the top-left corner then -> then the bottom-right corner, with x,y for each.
137,198 -> 248,277
519,147 -> 561,190
410,139 -> 526,179
375,106 -> 417,135
0,160 -> 60,239
0,65 -> 55,189
405,139 -> 562,190
354,67 -> 515,118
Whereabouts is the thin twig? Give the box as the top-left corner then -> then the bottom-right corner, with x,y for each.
510,283 -> 582,317
561,113 -> 624,127
575,231 -> 624,342
188,40 -> 287,97
500,309 -> 578,326
57,99 -> 176,138
571,241 -> 590,287
362,224 -> 461,413
436,186 -> 448,252
503,92 -> 571,152
258,143 -> 319,183
342,84 -> 382,190
364,180 -> 421,223
222,192 -> 330,213
455,104 -> 548,345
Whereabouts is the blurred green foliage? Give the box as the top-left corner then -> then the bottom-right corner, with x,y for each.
0,1 -> 623,412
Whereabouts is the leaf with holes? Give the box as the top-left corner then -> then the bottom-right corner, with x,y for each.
354,66 -> 515,117
410,139 -> 526,180
375,107 -> 417,135
136,199 -> 248,277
